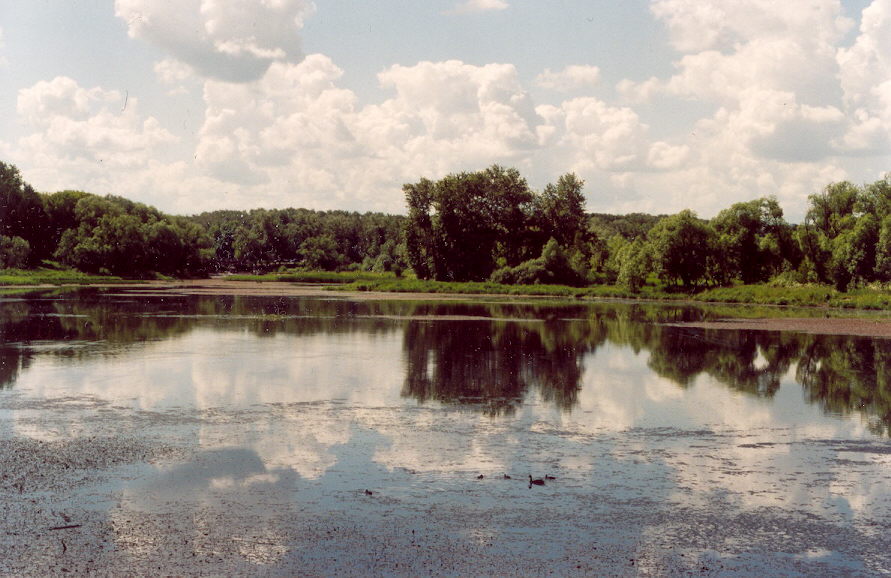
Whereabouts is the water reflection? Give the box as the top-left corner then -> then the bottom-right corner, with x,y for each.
402,318 -> 591,415
1,290 -> 889,434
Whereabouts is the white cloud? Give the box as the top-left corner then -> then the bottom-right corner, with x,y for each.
836,0 -> 891,153
650,0 -> 852,53
114,0 -> 315,82
447,0 -> 509,15
11,76 -> 177,205
535,65 -> 600,92
154,59 -> 193,85
0,26 -> 7,67
537,97 -> 652,173
190,57 -> 544,211
595,0 -> 889,217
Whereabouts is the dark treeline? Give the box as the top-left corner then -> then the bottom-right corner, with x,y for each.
3,159 -> 891,290
193,208 -> 405,274
0,161 -> 405,276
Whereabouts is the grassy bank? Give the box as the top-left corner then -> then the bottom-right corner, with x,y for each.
333,276 -> 891,311
696,284 -> 891,310
0,267 -> 129,286
225,271 -> 393,284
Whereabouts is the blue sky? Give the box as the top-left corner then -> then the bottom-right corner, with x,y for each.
0,0 -> 888,220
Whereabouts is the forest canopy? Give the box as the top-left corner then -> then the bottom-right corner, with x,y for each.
2,160 -> 890,292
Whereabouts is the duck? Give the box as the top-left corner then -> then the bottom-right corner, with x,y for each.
503,474 -> 511,480
364,489 -> 373,496
529,475 -> 545,486
477,474 -> 485,479
545,474 -> 556,480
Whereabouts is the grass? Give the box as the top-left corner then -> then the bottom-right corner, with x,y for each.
7,264 -> 891,313
696,284 -> 891,310
332,276 -> 891,312
0,267 -> 129,286
225,270 -> 394,284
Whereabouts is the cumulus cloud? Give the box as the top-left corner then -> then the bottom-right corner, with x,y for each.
650,0 -> 852,53
446,0 -> 509,15
596,0 -> 891,217
154,59 -> 193,85
11,76 -> 177,204
535,65 -> 601,92
114,0 -> 315,82
190,57 -> 546,211
836,0 -> 891,153
535,97 -> 655,174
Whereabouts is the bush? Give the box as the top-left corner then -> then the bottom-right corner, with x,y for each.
489,239 -> 586,287
0,235 -> 30,268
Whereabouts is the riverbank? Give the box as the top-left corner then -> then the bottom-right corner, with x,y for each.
4,277 -> 891,338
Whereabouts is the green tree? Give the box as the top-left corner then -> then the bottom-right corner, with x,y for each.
534,173 -> 589,249
0,235 -> 30,268
711,197 -> 791,284
648,209 -> 718,289
299,234 -> 342,270
403,165 -> 534,281
0,162 -> 49,266
616,238 -> 651,293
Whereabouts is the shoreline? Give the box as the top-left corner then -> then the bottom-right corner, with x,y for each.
5,278 -> 891,338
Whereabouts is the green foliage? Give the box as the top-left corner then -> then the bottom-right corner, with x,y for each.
196,206 -> 406,273
589,212 -> 664,241
404,167 -> 599,283
796,176 -> 891,290
489,238 -> 587,287
226,270 -> 393,284
616,238 -> 651,293
0,161 -> 48,267
0,236 -> 30,268
404,165 -> 535,282
0,266 -> 127,286
648,209 -> 718,289
711,197 -> 793,284
533,173 -> 590,251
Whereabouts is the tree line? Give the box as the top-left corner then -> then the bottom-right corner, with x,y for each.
2,158 -> 890,291
404,165 -> 891,292
0,161 -> 405,277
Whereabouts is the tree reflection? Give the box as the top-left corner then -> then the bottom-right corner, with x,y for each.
796,335 -> 891,436
645,327 -> 800,397
2,290 -> 889,433
401,310 -> 604,415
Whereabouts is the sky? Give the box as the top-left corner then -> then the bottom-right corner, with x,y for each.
0,0 -> 888,220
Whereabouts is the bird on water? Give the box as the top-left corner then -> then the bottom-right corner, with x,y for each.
545,474 -> 556,480
529,475 -> 545,487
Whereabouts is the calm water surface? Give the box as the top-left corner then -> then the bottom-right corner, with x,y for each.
1,289 -> 889,575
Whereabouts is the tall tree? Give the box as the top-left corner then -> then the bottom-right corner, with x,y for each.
648,209 -> 718,289
403,165 -> 534,282
711,197 -> 792,284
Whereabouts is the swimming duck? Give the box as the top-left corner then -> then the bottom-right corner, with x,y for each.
529,475 -> 545,486
545,474 -> 556,480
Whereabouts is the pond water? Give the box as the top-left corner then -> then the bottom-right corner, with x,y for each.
1,289 -> 889,575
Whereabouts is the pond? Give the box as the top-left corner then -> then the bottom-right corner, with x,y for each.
1,288 -> 889,575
